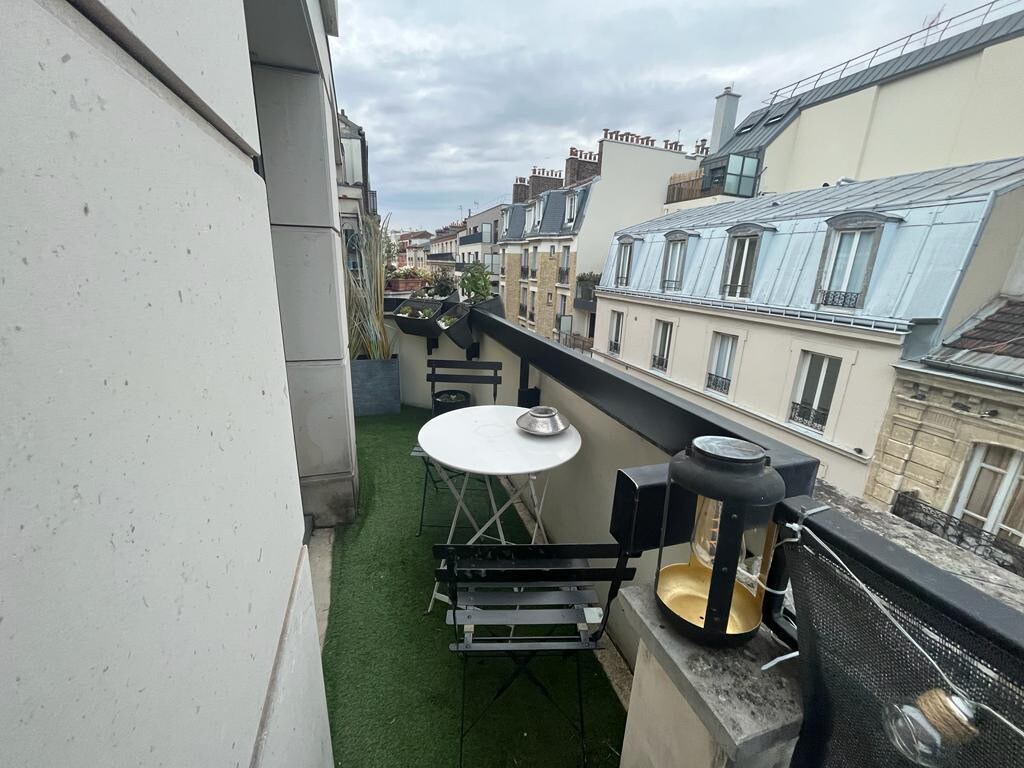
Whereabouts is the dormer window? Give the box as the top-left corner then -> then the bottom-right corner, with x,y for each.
524,205 -> 536,232
614,235 -> 635,288
534,198 -> 545,230
721,224 -> 772,299
661,230 -> 695,291
816,212 -> 895,309
565,190 -> 579,224
501,209 -> 510,237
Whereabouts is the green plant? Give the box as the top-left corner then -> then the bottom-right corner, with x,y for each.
576,271 -> 602,284
459,262 -> 493,303
437,305 -> 467,330
427,268 -> 457,297
389,265 -> 429,280
345,215 -> 394,360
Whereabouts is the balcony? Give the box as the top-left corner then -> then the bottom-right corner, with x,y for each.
459,232 -> 484,245
557,266 -> 570,284
530,268 -> 538,279
817,289 -> 861,308
574,278 -> 598,312
661,279 -> 682,291
341,304 -> 1024,767
722,282 -> 751,299
554,330 -> 594,355
789,401 -> 828,432
518,302 -> 527,319
650,354 -> 668,372
528,309 -> 535,322
666,173 -> 725,204
705,372 -> 731,394
428,251 -> 455,263
520,265 -> 529,280
607,339 -> 620,355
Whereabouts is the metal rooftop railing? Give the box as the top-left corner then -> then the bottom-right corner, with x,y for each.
765,0 -> 1024,105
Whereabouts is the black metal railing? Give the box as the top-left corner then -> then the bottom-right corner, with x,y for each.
528,310 -> 535,322
651,354 -> 669,372
722,282 -> 751,299
661,279 -> 682,291
614,275 -> 629,288
705,372 -> 731,394
500,265 -> 505,276
520,265 -> 529,279
891,492 -> 1024,577
459,232 -> 483,245
555,331 -> 594,356
530,268 -> 537,279
557,266 -> 570,284
789,401 -> 828,431
818,289 -> 860,308
608,340 -> 620,355
574,280 -> 597,311
518,303 -> 527,318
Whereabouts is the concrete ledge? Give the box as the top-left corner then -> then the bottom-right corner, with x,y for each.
619,586 -> 803,765
300,473 -> 356,526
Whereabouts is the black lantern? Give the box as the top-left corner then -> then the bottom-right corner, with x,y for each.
655,435 -> 785,646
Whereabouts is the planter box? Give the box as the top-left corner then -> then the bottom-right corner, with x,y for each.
438,304 -> 473,348
351,355 -> 400,416
387,277 -> 427,292
468,295 -> 505,320
394,299 -> 443,337
432,389 -> 471,417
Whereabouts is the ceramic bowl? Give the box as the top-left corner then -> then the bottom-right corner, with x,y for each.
516,406 -> 570,436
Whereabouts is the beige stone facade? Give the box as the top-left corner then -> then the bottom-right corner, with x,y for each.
865,366 -> 1024,510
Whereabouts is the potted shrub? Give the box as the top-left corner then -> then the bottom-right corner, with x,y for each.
460,261 -> 505,318
394,298 -> 443,337
438,303 -> 472,348
387,265 -> 429,293
432,389 -> 471,416
346,215 -> 400,416
416,267 -> 460,309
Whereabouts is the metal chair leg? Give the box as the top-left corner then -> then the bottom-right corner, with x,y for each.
418,461 -> 429,536
576,653 -> 588,768
459,655 -> 467,768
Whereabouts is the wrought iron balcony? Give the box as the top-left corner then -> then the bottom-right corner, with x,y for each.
789,401 -> 828,432
891,492 -> 1024,577
661,279 -> 682,291
528,310 -> 535,322
614,276 -> 629,288
530,268 -> 537,279
574,279 -> 597,312
518,302 -> 527,318
651,354 -> 669,372
608,340 -> 620,355
817,289 -> 860,308
557,266 -> 570,284
519,265 -> 529,279
705,372 -> 731,394
722,283 -> 751,299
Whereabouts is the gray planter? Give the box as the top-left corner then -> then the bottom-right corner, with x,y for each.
351,355 -> 400,416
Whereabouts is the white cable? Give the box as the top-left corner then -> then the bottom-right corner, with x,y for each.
761,650 -> 800,671
797,524 -> 1024,740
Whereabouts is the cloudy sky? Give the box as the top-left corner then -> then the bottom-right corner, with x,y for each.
330,0 -> 968,231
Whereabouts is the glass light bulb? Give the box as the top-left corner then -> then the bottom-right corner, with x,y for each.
883,691 -> 977,767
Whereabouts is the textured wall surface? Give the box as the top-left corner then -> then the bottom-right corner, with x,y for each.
2,1 -> 331,765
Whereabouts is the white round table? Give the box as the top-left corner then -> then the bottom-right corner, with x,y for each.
418,405 -> 582,611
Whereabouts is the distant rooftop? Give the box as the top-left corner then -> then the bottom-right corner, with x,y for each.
623,156 -> 1024,235
706,2 -> 1024,165
925,298 -> 1024,383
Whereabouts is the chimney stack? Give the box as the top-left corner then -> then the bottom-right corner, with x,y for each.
709,86 -> 741,154
512,176 -> 529,203
564,146 -> 599,187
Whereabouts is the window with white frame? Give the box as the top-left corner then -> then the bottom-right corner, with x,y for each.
525,205 -> 536,231
816,212 -> 890,308
535,197 -> 545,228
790,352 -> 840,432
560,246 -> 571,269
565,191 -> 578,224
661,234 -> 688,291
530,246 -> 538,276
651,320 -> 672,372
608,310 -> 623,355
706,333 -> 737,395
722,235 -> 758,298
557,293 -> 567,317
952,445 -> 1024,546
519,286 -> 527,317
501,209 -> 510,236
615,239 -> 633,287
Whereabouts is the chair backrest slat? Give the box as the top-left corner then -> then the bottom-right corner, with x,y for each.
426,359 -> 502,404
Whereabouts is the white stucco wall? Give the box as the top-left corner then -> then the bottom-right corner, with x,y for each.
2,1 -> 333,765
760,35 -> 1024,193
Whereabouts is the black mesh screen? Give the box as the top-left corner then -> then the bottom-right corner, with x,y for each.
786,537 -> 1024,767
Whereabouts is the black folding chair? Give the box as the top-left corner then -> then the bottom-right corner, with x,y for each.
433,542 -> 638,767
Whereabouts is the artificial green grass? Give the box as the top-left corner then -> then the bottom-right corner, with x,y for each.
322,407 -> 626,767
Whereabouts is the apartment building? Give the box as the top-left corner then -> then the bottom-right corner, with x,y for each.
426,221 -> 462,273
4,0 -> 346,764
499,138 -> 700,343
667,3 -> 1024,211
457,203 -> 507,276
866,291 -> 1024,557
396,230 -> 431,267
593,158 -> 1024,498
